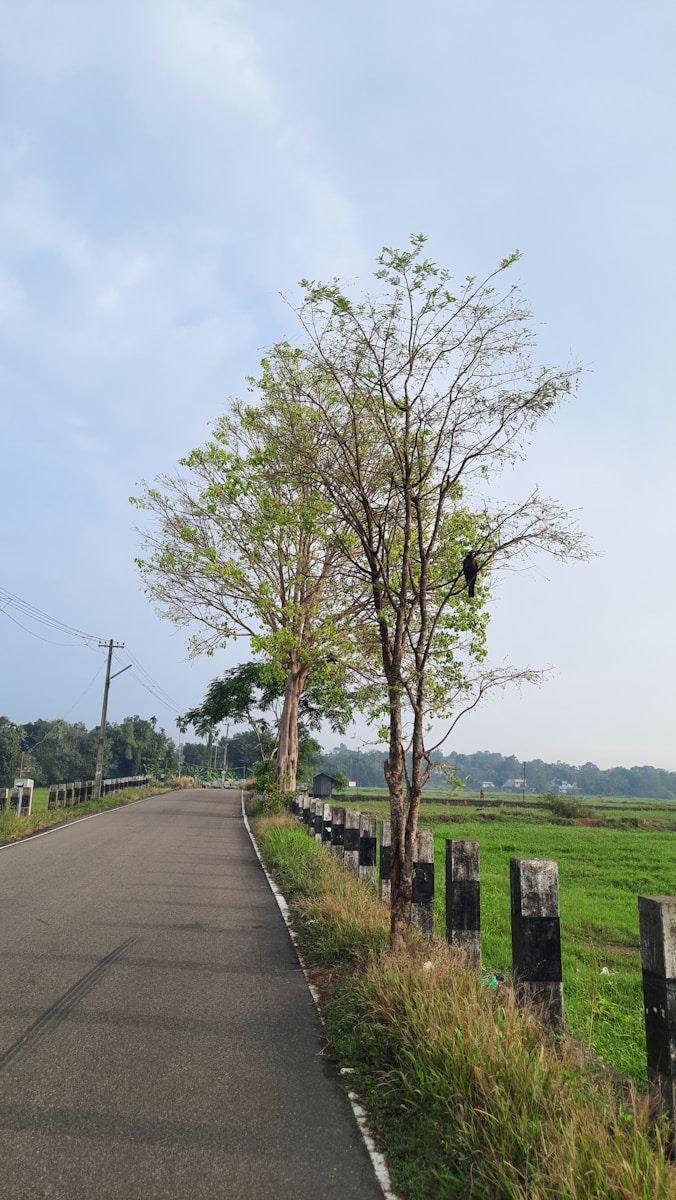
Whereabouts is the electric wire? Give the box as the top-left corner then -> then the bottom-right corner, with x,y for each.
0,586 -> 105,644
1,584 -> 183,721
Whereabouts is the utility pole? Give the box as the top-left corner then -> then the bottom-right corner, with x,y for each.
221,723 -> 230,788
93,640 -> 129,799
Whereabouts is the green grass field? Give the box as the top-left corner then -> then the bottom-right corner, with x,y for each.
340,794 -> 675,1086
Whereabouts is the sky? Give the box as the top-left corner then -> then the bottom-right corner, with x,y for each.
1,0 -> 675,771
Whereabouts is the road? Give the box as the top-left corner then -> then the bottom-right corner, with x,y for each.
0,788 -> 385,1199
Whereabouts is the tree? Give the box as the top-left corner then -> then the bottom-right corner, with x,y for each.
22,718 -> 98,786
276,236 -> 587,948
181,660 -> 354,785
108,716 -> 178,778
132,391 -> 360,794
0,717 -> 24,787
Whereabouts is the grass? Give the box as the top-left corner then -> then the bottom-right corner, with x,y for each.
337,795 -> 675,1086
251,811 -> 676,1200
0,780 -> 187,846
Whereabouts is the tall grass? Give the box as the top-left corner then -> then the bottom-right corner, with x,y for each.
252,814 -> 675,1200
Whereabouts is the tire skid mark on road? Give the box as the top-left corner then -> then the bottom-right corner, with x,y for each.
0,935 -> 138,1074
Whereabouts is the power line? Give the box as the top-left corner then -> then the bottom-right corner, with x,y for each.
113,647 -> 182,717
0,583 -> 184,720
0,586 -> 105,644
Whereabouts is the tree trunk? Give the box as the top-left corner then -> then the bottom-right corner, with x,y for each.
384,685 -> 411,952
276,664 -> 308,794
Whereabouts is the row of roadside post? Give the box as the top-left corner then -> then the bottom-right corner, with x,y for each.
290,792 -> 676,1149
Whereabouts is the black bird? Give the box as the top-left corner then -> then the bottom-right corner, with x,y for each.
462,551 -> 478,598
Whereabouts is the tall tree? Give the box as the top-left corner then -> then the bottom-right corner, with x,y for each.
0,717 -> 24,787
181,660 -> 354,777
132,391 -> 360,794
277,236 -> 587,948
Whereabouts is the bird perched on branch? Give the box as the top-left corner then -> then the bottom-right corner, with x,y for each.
462,551 -> 479,598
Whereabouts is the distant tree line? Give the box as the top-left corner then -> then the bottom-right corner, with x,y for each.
3,714 -> 673,799
312,744 -> 676,801
0,715 -> 179,788
0,712 -> 311,789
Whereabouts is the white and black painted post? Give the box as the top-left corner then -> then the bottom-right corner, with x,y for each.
321,802 -> 333,846
330,806 -> 345,857
510,857 -> 564,1031
313,799 -> 324,842
301,795 -> 312,826
379,820 -> 391,904
344,810 -> 361,874
358,813 -> 377,884
445,839 -> 481,968
638,894 -> 676,1150
411,829 -> 435,936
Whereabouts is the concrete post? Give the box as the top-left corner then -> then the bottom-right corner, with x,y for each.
330,806 -> 345,857
358,813 -> 377,884
344,810 -> 361,874
510,857 -> 564,1031
301,795 -> 311,825
312,799 -> 323,842
638,895 -> 676,1145
379,820 -> 391,904
321,802 -> 333,846
445,839 -> 481,968
411,828 -> 435,936
0,788 -> 7,813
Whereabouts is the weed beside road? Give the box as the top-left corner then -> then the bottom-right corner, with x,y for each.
251,812 -> 675,1200
340,795 -> 675,1085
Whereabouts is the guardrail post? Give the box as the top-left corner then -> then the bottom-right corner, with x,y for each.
330,806 -> 345,857
358,813 -> 377,883
510,857 -> 564,1031
638,895 -> 676,1148
411,829 -> 435,935
344,810 -> 361,874
321,802 -> 333,846
379,820 -> 391,904
312,799 -> 323,842
445,839 -> 481,967
0,788 -> 8,813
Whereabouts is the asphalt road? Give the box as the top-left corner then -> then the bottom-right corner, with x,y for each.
0,789 -> 385,1199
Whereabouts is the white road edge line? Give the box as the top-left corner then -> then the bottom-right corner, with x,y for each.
0,793 -> 157,851
241,797 -> 399,1200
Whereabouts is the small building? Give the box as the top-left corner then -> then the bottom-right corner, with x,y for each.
312,772 -> 336,798
551,779 -> 578,794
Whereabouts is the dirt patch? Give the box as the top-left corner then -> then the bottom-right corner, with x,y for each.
575,817 -> 602,826
306,963 -> 341,1008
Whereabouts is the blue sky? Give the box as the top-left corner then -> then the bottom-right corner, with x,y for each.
1,0 -> 674,770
